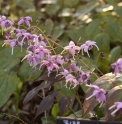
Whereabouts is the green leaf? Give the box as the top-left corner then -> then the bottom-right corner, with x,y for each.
93,33 -> 110,73
0,70 -> 21,107
18,61 -> 41,82
54,83 -> 75,103
114,5 -> 122,17
0,47 -> 25,71
41,116 -> 56,124
77,57 -> 96,71
109,46 -> 121,63
76,1 -> 99,18
52,103 -> 60,117
15,0 -> 35,9
85,19 -> 101,40
40,19 -> 54,35
66,27 -> 85,42
106,0 -> 117,5
105,19 -> 122,42
45,4 -> 60,15
64,0 -> 79,7
52,27 -> 64,39
67,110 -> 82,118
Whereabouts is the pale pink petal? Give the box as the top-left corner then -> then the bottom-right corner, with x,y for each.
18,19 -> 24,25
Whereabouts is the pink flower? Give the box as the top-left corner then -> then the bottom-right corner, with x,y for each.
22,51 -> 39,67
0,15 -> 14,34
86,85 -> 106,107
59,69 -> 69,76
64,41 -> 80,56
4,39 -> 22,55
41,60 -> 59,76
34,46 -> 50,59
109,102 -> 122,116
51,55 -> 64,65
111,58 -> 122,76
68,63 -> 80,72
18,16 -> 32,27
80,40 -> 99,57
5,32 -> 11,39
38,35 -> 47,47
14,28 -> 26,35
65,74 -> 79,88
77,71 -> 91,84
20,33 -> 31,44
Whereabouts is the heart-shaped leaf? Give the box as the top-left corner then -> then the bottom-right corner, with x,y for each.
0,70 -> 21,107
0,47 -> 25,70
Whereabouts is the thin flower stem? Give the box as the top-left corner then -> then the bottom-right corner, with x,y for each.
83,57 -> 103,76
30,26 -> 57,55
79,58 -> 99,78
5,113 -> 26,124
42,88 -> 48,124
47,40 -> 56,55
37,94 -> 43,98
72,89 -> 82,109
30,26 -> 64,49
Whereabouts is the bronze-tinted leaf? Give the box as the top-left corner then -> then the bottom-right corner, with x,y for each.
36,71 -> 64,83
105,85 -> 122,121
23,81 -> 52,104
82,73 -> 122,117
35,95 -> 54,118
23,87 -> 39,105
51,89 -> 61,97
58,96 -> 72,116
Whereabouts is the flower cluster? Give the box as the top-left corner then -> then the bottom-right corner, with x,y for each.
0,15 -> 13,34
86,85 -> 106,107
1,16 -> 99,89
1,15 -> 122,117
109,102 -> 122,116
111,58 -> 122,76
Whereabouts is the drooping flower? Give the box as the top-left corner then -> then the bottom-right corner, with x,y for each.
64,41 -> 80,56
18,16 -> 32,27
111,58 -> 122,76
22,51 -> 39,67
4,39 -> 22,55
65,74 -> 79,89
14,28 -> 27,35
65,54 -> 73,62
51,55 -> 64,65
34,46 -> 51,59
19,32 -> 31,44
80,40 -> 99,57
0,15 -> 14,34
5,32 -> 11,39
38,34 -> 47,47
68,62 -> 80,72
86,85 -> 106,107
59,69 -> 69,76
77,71 -> 91,84
109,102 -> 122,116
41,60 -> 59,76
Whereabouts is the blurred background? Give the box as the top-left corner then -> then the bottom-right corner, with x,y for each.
0,0 -> 122,124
